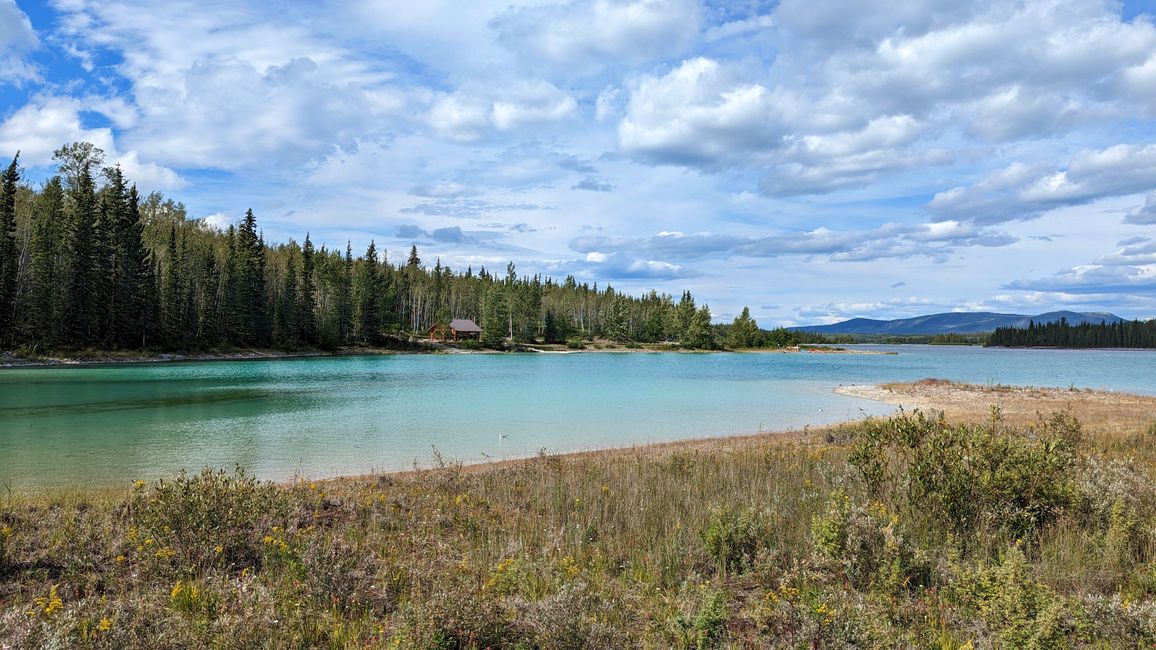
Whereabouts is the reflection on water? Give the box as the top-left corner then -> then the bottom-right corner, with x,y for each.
1,347 -> 1154,490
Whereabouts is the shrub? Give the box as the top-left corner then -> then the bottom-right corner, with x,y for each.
513,583 -> 629,649
950,544 -> 1079,648
847,412 -> 1078,544
670,585 -> 728,649
126,467 -> 296,577
394,576 -> 516,648
298,537 -> 397,615
702,506 -> 765,574
565,337 -> 585,350
811,490 -> 929,594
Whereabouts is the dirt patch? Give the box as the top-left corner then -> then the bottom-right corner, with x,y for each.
837,379 -> 1156,436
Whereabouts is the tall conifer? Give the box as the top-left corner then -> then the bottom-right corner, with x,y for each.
0,153 -> 19,343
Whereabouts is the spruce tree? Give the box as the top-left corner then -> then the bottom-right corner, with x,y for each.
62,165 -> 100,345
683,304 -> 714,349
355,240 -> 381,343
480,282 -> 508,347
123,186 -> 153,347
299,233 -> 318,345
276,248 -> 299,347
727,306 -> 760,349
161,225 -> 184,346
0,153 -> 18,344
338,242 -> 353,344
29,177 -> 64,342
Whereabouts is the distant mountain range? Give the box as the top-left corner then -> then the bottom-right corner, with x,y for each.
790,311 -> 1123,336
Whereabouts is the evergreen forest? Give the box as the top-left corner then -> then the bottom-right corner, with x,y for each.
987,317 -> 1156,348
0,144 -> 822,354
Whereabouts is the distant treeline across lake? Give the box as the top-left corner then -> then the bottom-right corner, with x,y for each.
988,318 -> 1156,348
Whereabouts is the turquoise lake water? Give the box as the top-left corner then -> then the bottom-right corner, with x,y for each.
1,346 -> 1154,490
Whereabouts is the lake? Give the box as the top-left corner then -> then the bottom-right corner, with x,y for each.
2,346 -> 1154,490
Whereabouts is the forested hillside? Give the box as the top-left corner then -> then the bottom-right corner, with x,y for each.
0,144 -> 732,352
987,317 -> 1156,348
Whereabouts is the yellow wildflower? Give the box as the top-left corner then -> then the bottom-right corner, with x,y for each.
560,555 -> 580,578
31,584 -> 63,617
98,617 -> 112,632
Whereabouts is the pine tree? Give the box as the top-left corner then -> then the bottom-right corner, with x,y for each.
299,233 -> 318,345
122,185 -> 153,347
0,153 -> 19,344
62,165 -> 100,345
543,308 -> 560,343
672,290 -> 696,343
222,225 -> 242,344
161,225 -> 184,346
727,306 -> 759,349
338,242 -> 353,344
233,209 -> 267,345
28,176 -> 64,342
194,247 -> 219,344
480,282 -> 509,347
276,248 -> 299,346
684,304 -> 714,349
604,296 -> 630,342
355,240 -> 381,343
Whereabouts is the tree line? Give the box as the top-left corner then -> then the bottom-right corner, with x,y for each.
0,143 -> 829,353
986,317 -> 1156,348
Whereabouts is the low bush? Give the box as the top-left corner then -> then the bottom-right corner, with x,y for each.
811,490 -> 930,594
847,411 -> 1078,545
126,467 -> 296,577
950,544 -> 1079,647
701,506 -> 765,574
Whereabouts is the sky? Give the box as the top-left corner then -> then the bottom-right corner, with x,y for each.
1,0 -> 1155,325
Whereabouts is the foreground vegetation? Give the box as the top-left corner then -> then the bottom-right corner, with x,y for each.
2,404 -> 1155,647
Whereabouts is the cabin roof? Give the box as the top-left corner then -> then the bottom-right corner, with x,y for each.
448,319 -> 482,332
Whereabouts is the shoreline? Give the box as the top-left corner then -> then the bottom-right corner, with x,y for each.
0,346 -> 425,368
318,379 -> 1156,487
0,342 -> 889,368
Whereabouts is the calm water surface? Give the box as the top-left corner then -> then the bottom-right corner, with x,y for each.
1,346 -> 1154,490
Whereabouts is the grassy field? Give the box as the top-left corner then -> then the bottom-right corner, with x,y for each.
2,381 -> 1155,648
